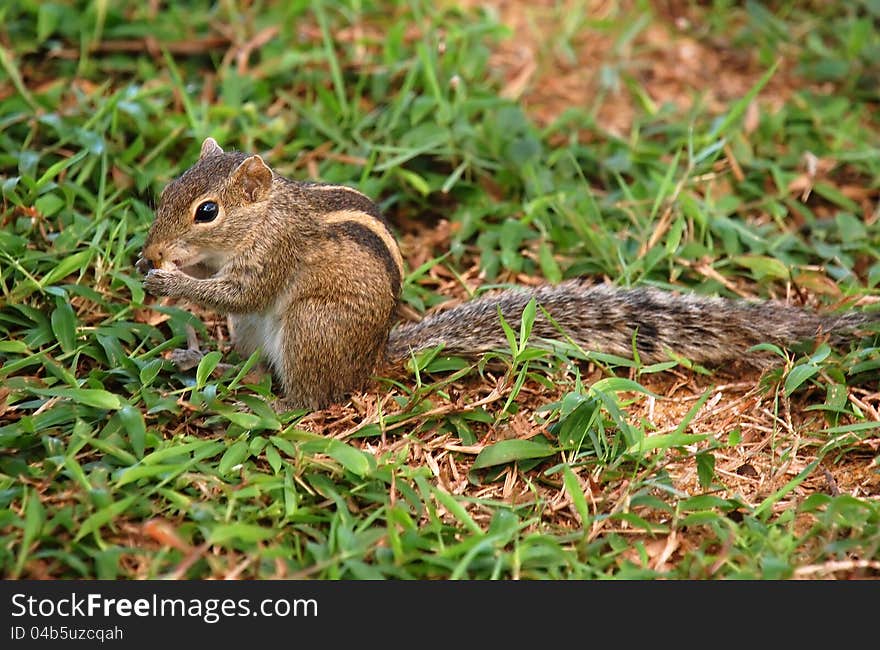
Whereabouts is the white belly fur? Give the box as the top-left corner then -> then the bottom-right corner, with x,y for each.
229,304 -> 285,376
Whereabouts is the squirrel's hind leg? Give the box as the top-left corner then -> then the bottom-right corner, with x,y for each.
274,295 -> 392,411
168,322 -> 236,373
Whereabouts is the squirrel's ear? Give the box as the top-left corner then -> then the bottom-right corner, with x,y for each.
231,155 -> 273,202
199,137 -> 224,159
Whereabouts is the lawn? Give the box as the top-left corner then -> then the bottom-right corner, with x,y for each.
1,0 -> 879,579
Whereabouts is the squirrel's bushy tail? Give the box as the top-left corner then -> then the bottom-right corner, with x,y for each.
387,279 -> 879,364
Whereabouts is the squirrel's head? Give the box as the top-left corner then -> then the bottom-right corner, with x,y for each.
137,137 -> 274,277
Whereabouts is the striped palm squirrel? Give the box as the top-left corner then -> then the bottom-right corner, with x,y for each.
137,138 -> 879,410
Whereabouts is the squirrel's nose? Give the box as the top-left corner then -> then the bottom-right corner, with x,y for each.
135,255 -> 154,274
139,243 -> 163,273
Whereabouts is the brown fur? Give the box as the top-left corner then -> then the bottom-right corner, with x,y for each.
140,138 -> 399,409
140,139 -> 879,409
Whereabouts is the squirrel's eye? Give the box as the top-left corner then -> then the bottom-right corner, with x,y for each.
194,201 -> 219,223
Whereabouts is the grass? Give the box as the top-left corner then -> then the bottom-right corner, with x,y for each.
1,0 -> 880,579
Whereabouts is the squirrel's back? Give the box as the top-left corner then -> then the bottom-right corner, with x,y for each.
388,279 -> 879,365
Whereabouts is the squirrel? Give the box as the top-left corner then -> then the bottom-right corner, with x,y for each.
137,138 -> 879,410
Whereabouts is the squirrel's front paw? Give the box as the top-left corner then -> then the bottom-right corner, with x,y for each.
143,267 -> 182,296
